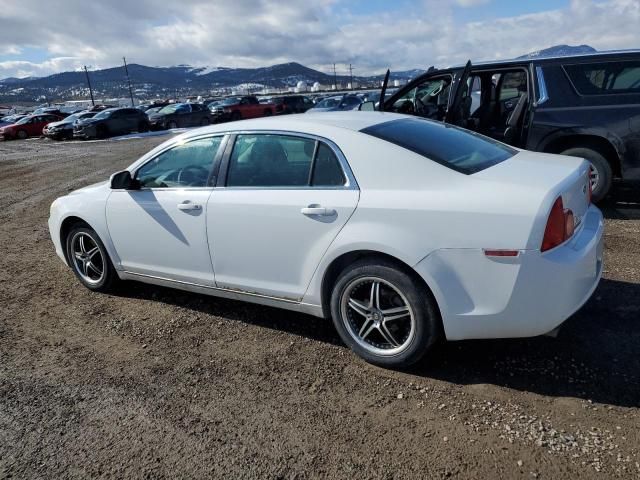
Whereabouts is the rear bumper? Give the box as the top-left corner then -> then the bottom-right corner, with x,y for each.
414,205 -> 604,340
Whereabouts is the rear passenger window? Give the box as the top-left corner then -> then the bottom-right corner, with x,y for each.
312,144 -> 346,186
564,61 -> 640,95
226,134 -> 315,187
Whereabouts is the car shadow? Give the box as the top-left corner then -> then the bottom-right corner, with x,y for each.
113,277 -> 639,408
601,180 -> 640,220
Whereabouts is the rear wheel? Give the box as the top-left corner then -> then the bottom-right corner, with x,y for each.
16,130 -> 28,140
65,225 -> 118,292
167,121 -> 178,129
264,109 -> 272,117
560,147 -> 612,202
330,260 -> 441,368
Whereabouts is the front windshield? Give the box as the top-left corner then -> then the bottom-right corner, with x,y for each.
94,110 -> 112,119
65,113 -> 81,122
315,97 -> 341,108
220,97 -> 241,106
159,104 -> 189,114
16,116 -> 31,125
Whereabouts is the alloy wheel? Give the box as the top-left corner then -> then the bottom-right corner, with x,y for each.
70,232 -> 105,286
340,276 -> 416,356
589,163 -> 600,193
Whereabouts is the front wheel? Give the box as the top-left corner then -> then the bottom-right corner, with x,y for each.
16,130 -> 28,140
167,121 -> 178,129
65,225 -> 118,292
330,260 -> 441,368
560,147 -> 612,202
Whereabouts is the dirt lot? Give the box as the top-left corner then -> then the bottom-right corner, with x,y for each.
0,135 -> 639,479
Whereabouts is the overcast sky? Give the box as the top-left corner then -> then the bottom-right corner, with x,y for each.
0,0 -> 638,79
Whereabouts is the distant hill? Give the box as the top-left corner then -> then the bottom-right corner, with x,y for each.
0,62 -> 423,103
517,44 -> 597,59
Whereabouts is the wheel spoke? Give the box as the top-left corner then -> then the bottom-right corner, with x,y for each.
81,259 -> 89,276
348,298 -> 370,317
86,246 -> 100,260
78,235 -> 87,254
369,281 -> 380,309
74,252 -> 84,260
381,305 -> 410,317
379,324 -> 401,347
360,321 -> 376,341
87,262 -> 101,276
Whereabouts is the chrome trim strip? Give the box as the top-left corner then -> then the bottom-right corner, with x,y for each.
122,270 -> 301,304
535,66 -> 549,106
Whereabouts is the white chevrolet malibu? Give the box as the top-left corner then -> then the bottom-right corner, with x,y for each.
49,112 -> 604,367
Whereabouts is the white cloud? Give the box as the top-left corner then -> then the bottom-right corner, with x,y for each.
454,0 -> 491,7
0,0 -> 638,78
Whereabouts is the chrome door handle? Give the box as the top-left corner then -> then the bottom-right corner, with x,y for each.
177,201 -> 202,211
301,205 -> 336,216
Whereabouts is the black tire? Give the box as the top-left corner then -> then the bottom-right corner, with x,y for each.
560,147 -> 612,202
65,225 -> 119,293
138,121 -> 150,133
200,117 -> 210,126
264,109 -> 272,117
167,121 -> 178,129
16,129 -> 28,140
330,259 -> 441,368
230,111 -> 241,121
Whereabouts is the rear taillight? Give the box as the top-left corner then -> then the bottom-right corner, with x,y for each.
541,197 -> 575,252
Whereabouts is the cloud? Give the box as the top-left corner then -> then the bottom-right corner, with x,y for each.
0,0 -> 638,78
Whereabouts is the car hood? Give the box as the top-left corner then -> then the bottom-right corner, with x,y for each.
76,117 -> 102,126
148,113 -> 172,120
67,180 -> 110,196
46,120 -> 70,128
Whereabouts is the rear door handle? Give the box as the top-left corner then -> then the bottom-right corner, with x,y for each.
178,201 -> 202,211
301,205 -> 336,216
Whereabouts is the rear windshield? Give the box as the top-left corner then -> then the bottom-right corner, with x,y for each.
360,118 -> 515,174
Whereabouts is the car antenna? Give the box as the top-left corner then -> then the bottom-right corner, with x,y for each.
379,69 -> 390,112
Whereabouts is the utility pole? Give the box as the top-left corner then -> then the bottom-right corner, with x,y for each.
349,64 -> 354,90
333,63 -> 337,91
83,65 -> 95,106
122,56 -> 135,106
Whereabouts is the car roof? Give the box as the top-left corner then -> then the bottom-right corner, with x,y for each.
177,111 -> 409,140
447,49 -> 640,69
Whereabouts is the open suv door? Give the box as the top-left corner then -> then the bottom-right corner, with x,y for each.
382,60 -> 472,125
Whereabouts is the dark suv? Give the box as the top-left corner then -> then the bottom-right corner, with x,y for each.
74,107 -> 150,139
271,95 -> 315,114
380,50 -> 640,201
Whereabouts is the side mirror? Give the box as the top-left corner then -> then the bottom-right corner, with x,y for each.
110,170 -> 138,190
359,101 -> 375,112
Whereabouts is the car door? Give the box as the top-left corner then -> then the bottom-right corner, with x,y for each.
207,132 -> 359,300
106,135 -> 226,285
444,61 -> 472,125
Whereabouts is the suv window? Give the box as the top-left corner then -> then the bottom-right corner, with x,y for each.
498,71 -> 527,101
227,134 -> 315,187
564,61 -> 640,95
136,136 -> 222,188
361,117 -> 516,174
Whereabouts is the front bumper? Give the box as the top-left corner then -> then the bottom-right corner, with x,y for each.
414,205 -> 604,340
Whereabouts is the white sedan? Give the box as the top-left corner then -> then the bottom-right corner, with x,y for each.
48,112 -> 604,367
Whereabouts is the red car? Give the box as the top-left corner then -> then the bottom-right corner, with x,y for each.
0,113 -> 63,140
210,96 -> 274,122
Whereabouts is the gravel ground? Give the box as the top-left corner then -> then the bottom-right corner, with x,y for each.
0,136 -> 639,479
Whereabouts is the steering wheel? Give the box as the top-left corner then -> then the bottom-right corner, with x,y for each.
177,165 -> 210,186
